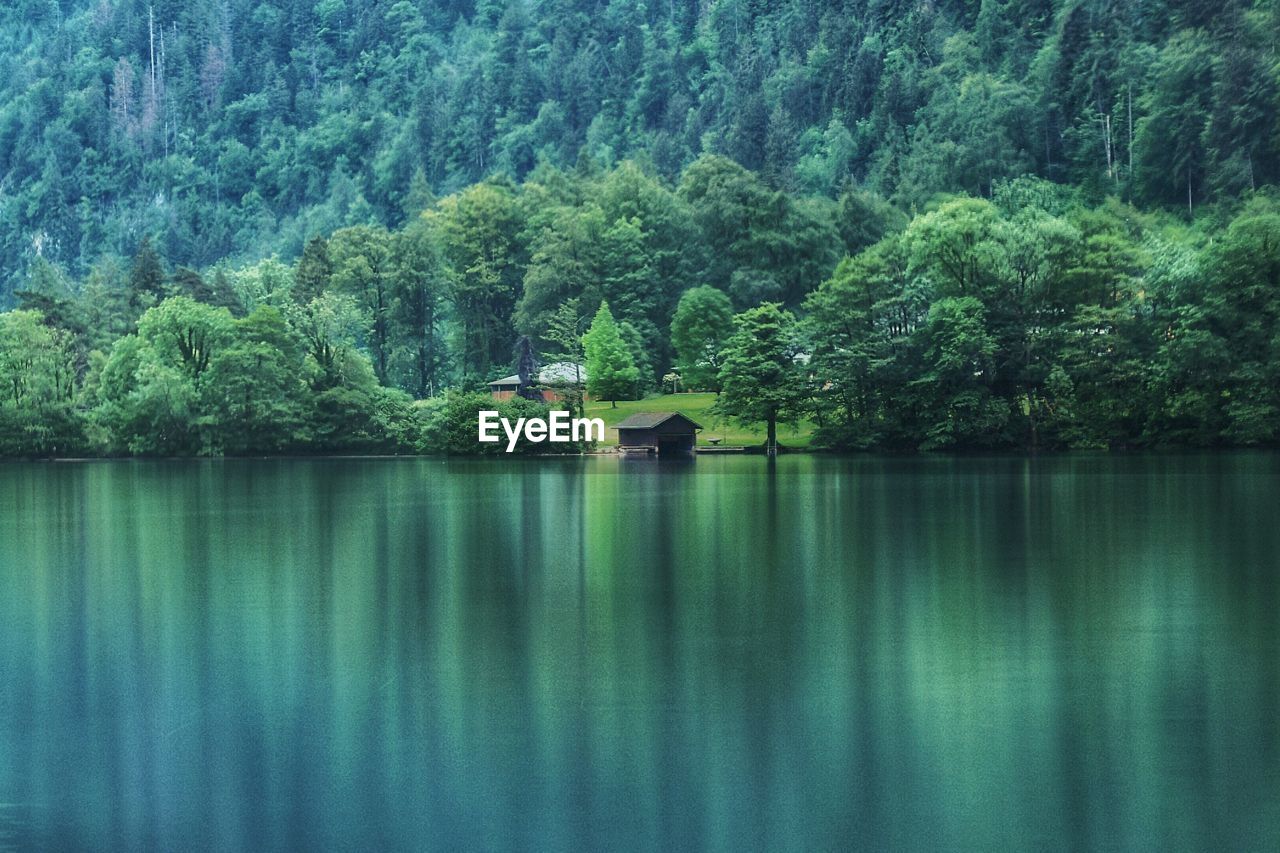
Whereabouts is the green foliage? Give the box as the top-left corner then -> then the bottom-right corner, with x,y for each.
895,46 -> 1038,204
127,237 -> 166,313
903,198 -> 1005,298
514,162 -> 697,378
0,0 -> 1276,305
3,151 -> 1279,458
136,297 -> 236,382
678,156 -> 840,308
92,297 -> 234,454
329,225 -> 395,383
0,310 -> 82,456
294,237 -> 333,306
433,392 -> 585,456
389,221 -> 451,397
80,294 -> 412,455
1186,212 -> 1280,444
542,299 -> 586,365
428,180 -> 525,380
716,303 -> 807,451
200,307 -> 310,455
0,19 -> 1276,464
670,286 -> 735,391
802,191 -> 1280,452
911,297 -> 1010,450
836,188 -> 909,256
582,301 -> 639,406
1134,33 -> 1216,210
227,258 -> 294,314
802,249 -> 902,450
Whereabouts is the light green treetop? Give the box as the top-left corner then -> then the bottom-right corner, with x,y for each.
582,300 -> 639,407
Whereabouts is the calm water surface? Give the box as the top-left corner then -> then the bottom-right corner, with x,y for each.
1,454 -> 1278,851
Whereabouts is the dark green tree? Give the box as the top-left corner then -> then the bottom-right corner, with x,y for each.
127,237 -> 167,313
294,237 -> 333,306
329,226 -> 395,384
716,303 -> 806,455
909,296 -> 1010,450
670,286 -> 735,391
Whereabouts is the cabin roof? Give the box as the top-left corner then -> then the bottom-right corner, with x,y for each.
615,412 -> 703,430
489,361 -> 587,387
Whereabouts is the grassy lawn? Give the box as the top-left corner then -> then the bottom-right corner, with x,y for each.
583,393 -> 815,448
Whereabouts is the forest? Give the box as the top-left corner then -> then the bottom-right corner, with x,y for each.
0,0 -> 1278,456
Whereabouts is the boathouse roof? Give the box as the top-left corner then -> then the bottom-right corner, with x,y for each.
615,412 -> 703,431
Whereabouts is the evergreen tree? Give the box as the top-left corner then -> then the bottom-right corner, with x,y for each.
127,236 -> 166,313
582,301 -> 639,407
716,303 -> 807,455
513,336 -> 541,401
294,237 -> 333,306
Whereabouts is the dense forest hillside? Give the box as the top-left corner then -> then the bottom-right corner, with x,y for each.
1,1 -> 1278,457
2,0 -> 1278,296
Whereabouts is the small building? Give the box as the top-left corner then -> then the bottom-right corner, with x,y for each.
615,412 -> 702,456
489,362 -> 588,402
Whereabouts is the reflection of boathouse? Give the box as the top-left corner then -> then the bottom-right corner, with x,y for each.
615,412 -> 701,456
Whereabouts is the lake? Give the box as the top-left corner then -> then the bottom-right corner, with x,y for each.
1,455 -> 1278,851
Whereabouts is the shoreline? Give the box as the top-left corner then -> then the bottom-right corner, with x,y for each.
3,446 -> 1276,464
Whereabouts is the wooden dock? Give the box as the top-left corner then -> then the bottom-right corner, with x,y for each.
617,445 -> 656,456
614,444 -> 748,455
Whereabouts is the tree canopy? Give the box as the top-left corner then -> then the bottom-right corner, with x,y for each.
0,3 -> 1277,456
2,0 -> 1277,304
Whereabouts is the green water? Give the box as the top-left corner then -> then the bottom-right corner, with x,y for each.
1,455 -> 1278,851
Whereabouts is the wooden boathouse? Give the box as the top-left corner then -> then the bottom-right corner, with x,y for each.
615,412 -> 702,456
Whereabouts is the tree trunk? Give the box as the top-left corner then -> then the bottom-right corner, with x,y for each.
573,364 -> 582,416
766,413 -> 777,456
417,344 -> 429,399
1103,113 -> 1112,180
1027,391 -> 1039,450
1127,84 -> 1133,182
